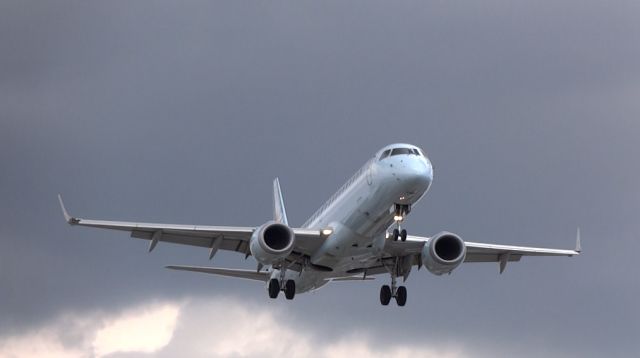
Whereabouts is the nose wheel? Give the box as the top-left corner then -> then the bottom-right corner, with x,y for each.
391,228 -> 408,242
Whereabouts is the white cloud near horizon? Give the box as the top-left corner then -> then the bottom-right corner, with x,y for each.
0,302 -> 179,358
0,297 -> 465,358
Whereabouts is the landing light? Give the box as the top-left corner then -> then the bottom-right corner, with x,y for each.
322,228 -> 333,236
394,215 -> 404,222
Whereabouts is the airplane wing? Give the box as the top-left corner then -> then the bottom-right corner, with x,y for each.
58,195 -> 324,264
378,232 -> 580,274
384,234 -> 580,259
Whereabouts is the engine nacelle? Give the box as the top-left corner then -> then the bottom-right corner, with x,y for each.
249,221 -> 295,266
421,231 -> 466,275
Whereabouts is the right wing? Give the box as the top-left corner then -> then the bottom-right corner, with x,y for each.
58,195 -> 325,265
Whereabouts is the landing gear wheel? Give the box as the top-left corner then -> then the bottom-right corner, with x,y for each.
392,229 -> 400,241
396,286 -> 407,306
400,229 -> 407,242
380,285 -> 392,305
284,280 -> 296,300
268,279 -> 280,299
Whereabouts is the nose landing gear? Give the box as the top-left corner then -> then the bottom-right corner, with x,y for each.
391,204 -> 410,241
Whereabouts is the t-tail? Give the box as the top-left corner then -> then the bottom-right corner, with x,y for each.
273,177 -> 288,225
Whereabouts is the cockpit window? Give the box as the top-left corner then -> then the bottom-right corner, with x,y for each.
390,148 -> 413,156
381,147 -> 423,160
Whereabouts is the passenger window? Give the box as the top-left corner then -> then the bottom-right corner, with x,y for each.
379,150 -> 391,160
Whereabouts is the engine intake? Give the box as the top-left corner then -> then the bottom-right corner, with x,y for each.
421,231 -> 466,275
250,221 -> 295,265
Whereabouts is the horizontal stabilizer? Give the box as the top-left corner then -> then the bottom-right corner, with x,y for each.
166,265 -> 269,282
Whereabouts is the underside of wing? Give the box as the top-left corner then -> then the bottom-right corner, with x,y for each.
166,265 -> 269,282
464,241 -> 579,262
464,239 -> 580,274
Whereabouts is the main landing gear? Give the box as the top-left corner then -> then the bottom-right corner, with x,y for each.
391,204 -> 410,241
268,278 -> 296,300
379,273 -> 407,306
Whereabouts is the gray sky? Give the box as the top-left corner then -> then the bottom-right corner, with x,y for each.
1,0 -> 639,356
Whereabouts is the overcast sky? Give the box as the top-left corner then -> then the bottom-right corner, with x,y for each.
1,0 -> 639,357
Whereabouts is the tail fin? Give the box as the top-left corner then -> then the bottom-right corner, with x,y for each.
273,178 -> 288,225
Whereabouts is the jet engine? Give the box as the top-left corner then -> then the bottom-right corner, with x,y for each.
421,231 -> 466,275
249,221 -> 295,266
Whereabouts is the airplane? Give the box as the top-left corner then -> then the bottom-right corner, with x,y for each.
58,143 -> 580,306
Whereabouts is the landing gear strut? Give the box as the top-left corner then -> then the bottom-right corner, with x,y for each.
379,257 -> 408,306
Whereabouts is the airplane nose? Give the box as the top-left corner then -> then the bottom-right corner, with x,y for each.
403,158 -> 433,191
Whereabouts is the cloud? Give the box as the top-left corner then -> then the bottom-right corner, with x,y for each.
0,302 -> 179,358
0,296 -> 465,358
0,314 -> 89,358
92,304 -> 179,357
0,328 -> 85,358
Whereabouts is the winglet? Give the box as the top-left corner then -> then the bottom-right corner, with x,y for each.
575,227 -> 581,253
57,194 -> 78,224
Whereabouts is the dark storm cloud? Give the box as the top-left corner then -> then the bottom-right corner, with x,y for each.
1,0 -> 639,356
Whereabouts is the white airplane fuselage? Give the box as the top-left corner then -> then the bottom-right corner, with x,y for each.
274,143 -> 434,293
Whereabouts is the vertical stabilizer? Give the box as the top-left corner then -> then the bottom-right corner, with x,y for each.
273,178 -> 288,225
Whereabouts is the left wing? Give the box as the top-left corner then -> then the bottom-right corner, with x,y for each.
58,195 -> 324,262
380,232 -> 580,274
